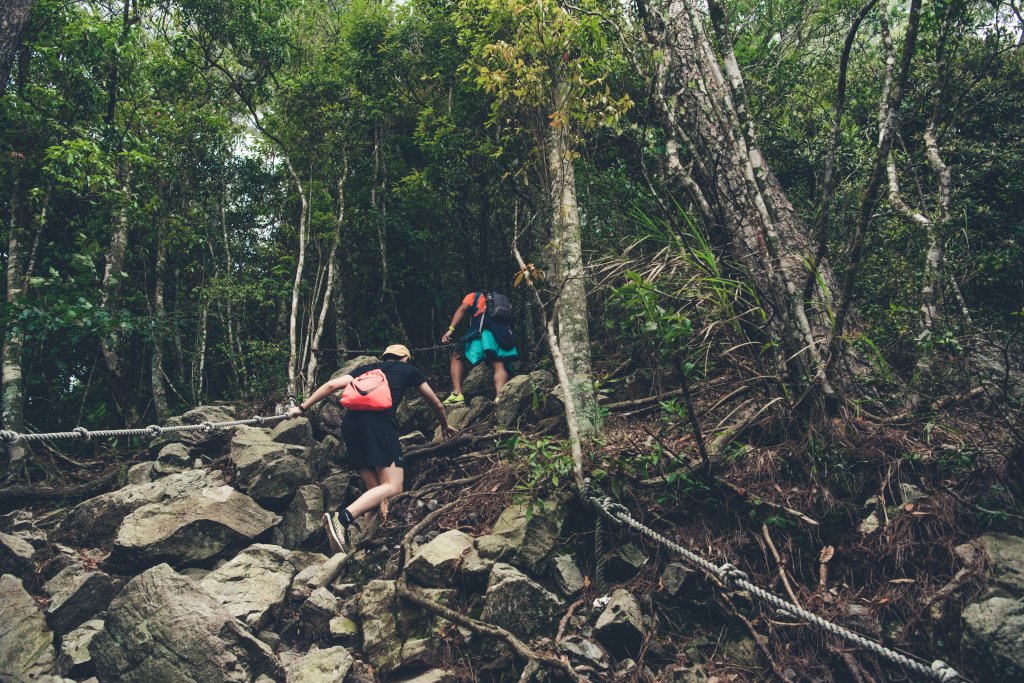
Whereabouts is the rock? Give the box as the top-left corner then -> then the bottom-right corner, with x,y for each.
290,552 -> 347,601
91,563 -> 282,682
858,511 -> 880,535
43,567 -> 115,635
273,485 -> 324,549
476,499 -> 564,572
304,436 -> 343,476
230,429 -> 314,506
964,533 -> 1024,597
399,431 -> 427,447
660,663 -> 709,682
841,604 -> 881,638
594,589 -> 644,659
199,544 -> 297,630
558,635 -> 608,670
396,396 -> 434,435
398,669 -> 459,683
0,574 -> 57,678
961,596 -> 1024,682
662,562 -> 700,600
125,462 -> 154,485
308,397 -> 345,440
329,616 -> 359,643
407,529 -> 475,588
300,587 -> 343,633
320,472 -> 356,511
57,618 -> 103,678
462,363 -> 495,399
718,636 -> 758,667
480,563 -> 563,640
56,468 -> 225,547
285,646 -> 354,682
898,482 -> 926,505
271,417 -> 314,447
606,542 -> 647,581
153,442 -> 192,477
0,531 -> 35,578
108,486 -> 281,571
550,553 -> 585,596
147,405 -> 237,457
493,374 -> 536,428
358,579 -> 456,674
460,545 -> 495,583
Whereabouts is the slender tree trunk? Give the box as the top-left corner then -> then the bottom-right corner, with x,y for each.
0,0 -> 35,94
2,181 -> 30,474
546,78 -> 600,439
220,179 -> 242,392
284,154 -> 309,398
306,158 -> 348,392
99,163 -> 139,425
647,0 -> 838,401
151,226 -> 170,422
193,286 -> 210,404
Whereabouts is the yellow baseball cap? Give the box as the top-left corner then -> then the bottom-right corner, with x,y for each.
382,344 -> 412,360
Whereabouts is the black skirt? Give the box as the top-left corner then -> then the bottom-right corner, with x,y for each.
341,410 -> 404,470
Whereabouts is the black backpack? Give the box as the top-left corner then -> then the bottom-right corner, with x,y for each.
484,291 -> 514,323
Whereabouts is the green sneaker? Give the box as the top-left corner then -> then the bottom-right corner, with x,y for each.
443,392 -> 465,405
322,513 -> 346,554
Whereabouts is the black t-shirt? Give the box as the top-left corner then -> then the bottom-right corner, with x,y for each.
349,361 -> 426,411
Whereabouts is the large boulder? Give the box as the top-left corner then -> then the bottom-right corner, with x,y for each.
358,579 -> 456,674
480,563 -> 563,640
284,646 -> 354,683
406,529 -> 475,588
57,618 -> 103,679
198,544 -> 297,631
108,486 -> 280,571
962,533 -> 1024,596
273,485 -> 324,550
271,417 -> 314,447
43,566 -> 115,635
961,596 -> 1024,682
475,499 -> 564,572
290,552 -> 346,602
304,436 -> 344,476
153,443 -> 191,478
55,468 -> 225,547
462,363 -> 495,399
229,428 -> 314,506
396,396 -> 433,436
0,531 -> 36,578
0,574 -> 57,679
493,374 -> 535,428
594,589 -> 645,660
299,587 -> 342,634
91,563 -> 282,682
147,405 -> 238,457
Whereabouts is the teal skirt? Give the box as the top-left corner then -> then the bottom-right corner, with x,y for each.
464,329 -> 519,365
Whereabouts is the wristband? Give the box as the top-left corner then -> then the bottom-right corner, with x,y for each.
447,326 -> 455,332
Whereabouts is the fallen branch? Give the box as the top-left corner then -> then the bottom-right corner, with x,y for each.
601,388 -> 685,412
403,431 -> 518,461
0,468 -> 119,512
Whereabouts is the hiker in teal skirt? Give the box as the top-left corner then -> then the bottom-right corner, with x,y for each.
440,291 -> 519,404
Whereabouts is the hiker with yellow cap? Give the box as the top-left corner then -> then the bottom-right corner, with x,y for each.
289,344 -> 458,552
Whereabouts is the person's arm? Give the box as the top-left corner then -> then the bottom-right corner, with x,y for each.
288,374 -> 353,417
418,382 -> 458,439
441,303 -> 473,344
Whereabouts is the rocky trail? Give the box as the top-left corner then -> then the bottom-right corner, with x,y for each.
2,355 -> 1023,683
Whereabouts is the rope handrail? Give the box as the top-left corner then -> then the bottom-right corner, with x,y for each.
582,491 -> 966,682
0,413 -> 292,445
311,342 -> 455,356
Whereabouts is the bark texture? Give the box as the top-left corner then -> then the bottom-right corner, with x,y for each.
647,0 -> 839,395
546,84 -> 600,439
0,0 -> 35,93
2,184 -> 28,472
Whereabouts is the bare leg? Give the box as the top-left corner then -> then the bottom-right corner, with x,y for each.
356,468 -> 380,523
345,464 -> 404,519
449,351 -> 467,394
489,360 -> 509,395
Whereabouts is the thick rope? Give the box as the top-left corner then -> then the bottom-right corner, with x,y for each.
585,494 -> 965,683
311,342 -> 456,356
0,413 -> 291,445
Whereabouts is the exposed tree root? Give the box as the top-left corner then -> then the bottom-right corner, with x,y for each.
0,467 -> 118,512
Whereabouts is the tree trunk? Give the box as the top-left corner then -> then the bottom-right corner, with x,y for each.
151,226 -> 170,422
546,79 -> 600,439
306,159 -> 348,393
2,181 -> 29,474
284,154 -> 309,398
647,0 -> 838,399
0,0 -> 35,94
98,163 -> 139,425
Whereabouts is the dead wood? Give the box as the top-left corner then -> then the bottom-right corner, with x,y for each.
0,467 -> 119,512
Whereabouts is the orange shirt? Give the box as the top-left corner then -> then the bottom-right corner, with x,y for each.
462,292 -> 486,315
